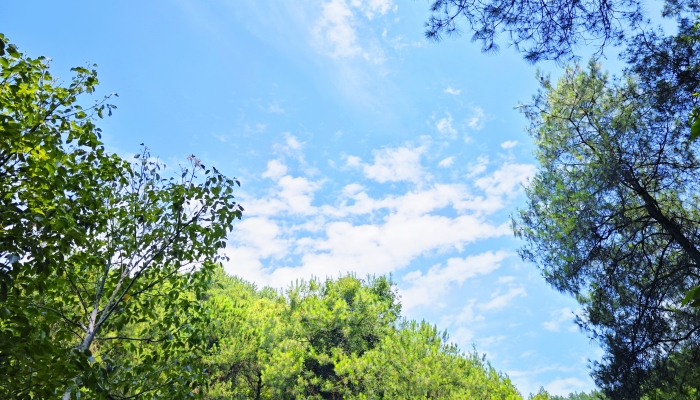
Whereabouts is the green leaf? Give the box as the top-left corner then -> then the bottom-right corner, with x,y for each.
691,115 -> 700,142
6,44 -> 20,58
682,285 -> 700,307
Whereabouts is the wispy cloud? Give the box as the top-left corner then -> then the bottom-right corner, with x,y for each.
467,106 -> 486,130
266,102 -> 285,114
245,123 -> 268,133
474,163 -> 535,209
314,0 -> 396,60
444,87 -> 461,95
436,113 -> 458,138
546,377 -> 588,396
352,0 -> 396,20
543,308 -> 579,332
401,251 -> 510,310
315,0 -> 362,58
438,156 -> 454,168
480,286 -> 527,310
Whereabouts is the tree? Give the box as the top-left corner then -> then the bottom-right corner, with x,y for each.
424,0 -> 696,62
0,34 -> 124,398
202,270 -> 285,399
0,35 -> 244,399
513,61 -> 700,399
275,274 -> 401,399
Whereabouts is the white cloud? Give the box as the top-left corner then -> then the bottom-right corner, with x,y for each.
248,163 -> 321,217
444,87 -> 461,95
480,286 -> 527,310
225,163 -> 518,287
285,133 -> 303,150
466,156 -> 489,177
438,156 -> 454,168
262,160 -> 288,180
384,34 -> 422,50
449,327 -> 475,347
474,163 -> 536,202
477,335 -> 506,348
345,155 -> 362,167
401,251 -> 510,310
245,123 -> 268,133
441,301 -> 483,327
290,211 -> 506,282
542,308 -> 578,332
225,143 -> 531,298
315,0 -> 361,58
266,102 -> 285,114
232,217 -> 289,259
467,107 -> 485,130
351,0 -> 395,20
520,350 -> 536,358
348,146 -> 426,183
314,0 -> 395,59
546,377 -> 588,396
213,133 -> 228,143
436,114 -> 458,138
497,275 -> 516,283
501,140 -> 519,149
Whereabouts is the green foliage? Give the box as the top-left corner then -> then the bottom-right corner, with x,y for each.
202,272 -> 521,399
0,35 -> 243,399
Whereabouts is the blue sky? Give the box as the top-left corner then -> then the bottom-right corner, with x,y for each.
0,0 -> 647,395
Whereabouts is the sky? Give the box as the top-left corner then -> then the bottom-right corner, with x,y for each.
3,0 -> 668,395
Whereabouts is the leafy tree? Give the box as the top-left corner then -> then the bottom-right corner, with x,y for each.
513,61 -> 700,399
58,147 -> 242,399
0,33 -> 124,398
0,35 -> 244,399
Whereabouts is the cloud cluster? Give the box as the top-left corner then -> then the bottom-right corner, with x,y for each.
224,137 -> 534,294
